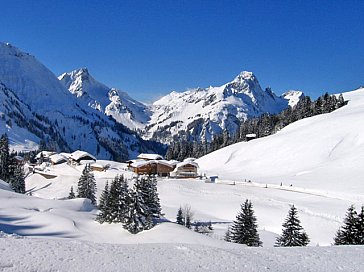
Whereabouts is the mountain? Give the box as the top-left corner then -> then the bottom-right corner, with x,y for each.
146,71 -> 289,143
0,42 -> 160,160
59,68 -> 150,130
281,90 -> 304,108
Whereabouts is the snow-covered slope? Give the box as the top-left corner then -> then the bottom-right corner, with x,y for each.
147,71 -> 289,143
59,68 -> 151,130
197,88 -> 364,196
281,90 -> 304,107
0,42 -> 159,159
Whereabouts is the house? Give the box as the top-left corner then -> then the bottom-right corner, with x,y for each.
14,156 -> 25,165
137,153 -> 163,161
131,160 -> 157,175
131,159 -> 176,176
170,161 -> 199,178
69,150 -> 96,164
49,154 -> 67,165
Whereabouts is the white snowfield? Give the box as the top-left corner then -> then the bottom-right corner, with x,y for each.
1,88 -> 364,270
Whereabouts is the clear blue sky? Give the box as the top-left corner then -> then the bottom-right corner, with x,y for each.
1,0 -> 363,102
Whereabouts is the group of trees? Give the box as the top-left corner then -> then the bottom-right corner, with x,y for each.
166,93 -> 347,160
334,205 -> 364,245
0,134 -> 25,193
224,200 -> 309,247
96,174 -> 162,234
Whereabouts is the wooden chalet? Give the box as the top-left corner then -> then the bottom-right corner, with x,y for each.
69,150 -> 96,164
170,161 -> 199,178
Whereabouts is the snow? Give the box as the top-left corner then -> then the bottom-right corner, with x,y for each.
137,153 -> 164,160
282,90 -> 304,107
70,150 -> 96,162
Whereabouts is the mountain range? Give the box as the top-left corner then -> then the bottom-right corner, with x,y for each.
0,42 -> 304,158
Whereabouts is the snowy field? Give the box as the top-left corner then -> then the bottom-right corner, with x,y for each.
1,88 -> 364,270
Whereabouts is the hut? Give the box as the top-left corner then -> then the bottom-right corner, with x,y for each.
91,163 -> 105,172
156,160 -> 175,177
131,160 -> 157,175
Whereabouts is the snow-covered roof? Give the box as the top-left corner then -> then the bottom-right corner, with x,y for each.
157,160 -> 176,167
36,151 -> 56,159
168,160 -> 179,166
49,154 -> 67,164
14,156 -> 24,161
137,153 -> 164,160
175,161 -> 199,169
60,152 -> 71,158
91,163 -> 105,169
131,160 -> 156,168
183,157 -> 196,162
70,150 -> 96,161
246,133 -> 257,138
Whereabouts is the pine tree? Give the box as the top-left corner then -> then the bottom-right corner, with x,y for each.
145,175 -> 162,219
230,199 -> 262,246
185,213 -> 192,229
356,206 -> 364,245
224,225 -> 232,242
68,186 -> 76,199
96,181 -> 111,223
334,205 -> 359,245
9,162 -> 26,194
275,205 -> 309,247
123,188 -> 150,234
176,206 -> 184,225
0,134 -> 10,182
77,164 -> 97,205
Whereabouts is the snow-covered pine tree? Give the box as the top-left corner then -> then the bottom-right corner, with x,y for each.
8,160 -> 25,194
176,206 -> 184,225
224,225 -> 232,242
0,134 -> 10,182
96,181 -> 110,224
146,175 -> 162,219
107,175 -> 122,223
68,186 -> 76,199
275,205 -> 309,247
356,206 -> 364,245
230,199 -> 262,246
77,164 -> 97,205
123,187 -> 150,234
334,205 -> 359,245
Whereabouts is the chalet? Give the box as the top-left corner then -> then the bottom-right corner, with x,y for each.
131,160 -> 157,175
170,161 -> 199,178
131,159 -> 176,176
137,153 -> 163,161
69,150 -> 96,164
49,154 -> 67,165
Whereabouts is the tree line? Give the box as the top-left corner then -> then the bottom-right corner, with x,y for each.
166,93 -> 347,161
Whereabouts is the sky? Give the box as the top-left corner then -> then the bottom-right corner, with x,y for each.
0,0 -> 363,102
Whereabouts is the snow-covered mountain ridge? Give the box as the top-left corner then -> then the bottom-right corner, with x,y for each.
0,42 -> 160,160
61,67 -> 301,143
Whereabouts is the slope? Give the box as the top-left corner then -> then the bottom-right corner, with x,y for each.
197,88 -> 364,196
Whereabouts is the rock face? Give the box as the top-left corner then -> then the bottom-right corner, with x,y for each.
0,42 -> 159,160
281,90 -> 305,108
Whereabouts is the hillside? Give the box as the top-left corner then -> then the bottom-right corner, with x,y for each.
197,88 -> 364,196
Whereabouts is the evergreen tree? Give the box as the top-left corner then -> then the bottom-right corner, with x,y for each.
145,175 -> 162,219
185,212 -> 192,229
0,134 -> 10,181
107,175 -> 130,223
334,205 -> 359,245
123,188 -> 150,234
77,164 -> 97,205
356,206 -> 364,245
9,162 -> 26,194
96,181 -> 111,223
68,186 -> 75,199
176,206 -> 184,225
275,205 -> 309,247
230,199 -> 262,246
224,225 -> 232,242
